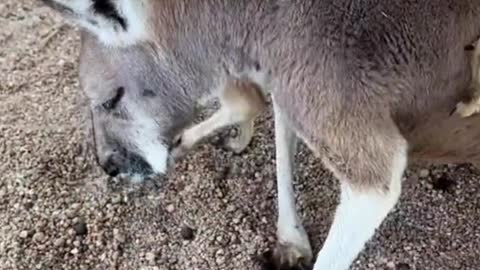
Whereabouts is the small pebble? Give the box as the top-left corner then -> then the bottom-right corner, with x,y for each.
70,203 -> 82,210
165,204 -> 175,213
215,249 -> 226,264
24,201 -> 34,210
111,195 -> 122,204
66,228 -> 77,237
232,217 -> 241,224
112,251 -> 120,260
19,230 -> 29,239
180,225 -> 195,241
386,262 -> 396,268
419,169 -> 430,178
396,263 -> 411,270
145,252 -> 156,263
32,232 -> 45,243
53,238 -> 64,247
73,220 -> 88,236
113,229 -> 126,243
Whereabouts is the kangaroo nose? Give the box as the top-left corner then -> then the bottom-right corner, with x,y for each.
101,156 -> 121,177
99,152 -> 154,178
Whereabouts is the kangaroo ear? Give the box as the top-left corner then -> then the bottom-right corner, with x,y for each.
39,0 -> 127,29
39,0 -> 149,47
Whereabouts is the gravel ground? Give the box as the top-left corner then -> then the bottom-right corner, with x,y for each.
1,1 -> 480,270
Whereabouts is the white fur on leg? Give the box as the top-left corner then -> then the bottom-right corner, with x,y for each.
273,100 -> 312,264
172,105 -> 242,158
181,107 -> 235,149
313,146 -> 407,270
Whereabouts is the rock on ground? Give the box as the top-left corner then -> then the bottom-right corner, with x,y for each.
1,1 -> 479,270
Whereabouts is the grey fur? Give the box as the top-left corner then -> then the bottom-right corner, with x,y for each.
75,0 -> 480,185
79,32 -> 198,176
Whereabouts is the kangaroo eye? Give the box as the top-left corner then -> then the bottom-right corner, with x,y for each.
102,87 -> 125,111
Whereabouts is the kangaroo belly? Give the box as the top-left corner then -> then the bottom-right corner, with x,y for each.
406,112 -> 480,165
393,36 -> 480,165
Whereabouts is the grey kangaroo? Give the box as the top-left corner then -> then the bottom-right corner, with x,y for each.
39,0 -> 480,269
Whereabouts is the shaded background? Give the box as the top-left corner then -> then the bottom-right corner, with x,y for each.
1,1 -> 479,269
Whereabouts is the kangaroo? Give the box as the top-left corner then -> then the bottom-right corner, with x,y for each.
39,0 -> 480,269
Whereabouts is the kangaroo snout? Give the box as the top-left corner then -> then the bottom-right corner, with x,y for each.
98,149 -> 155,178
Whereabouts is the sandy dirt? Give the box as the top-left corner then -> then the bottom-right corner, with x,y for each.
1,1 -> 479,270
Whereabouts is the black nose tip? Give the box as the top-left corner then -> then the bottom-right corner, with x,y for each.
99,152 -> 154,178
101,156 -> 121,177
